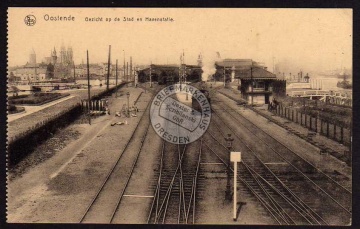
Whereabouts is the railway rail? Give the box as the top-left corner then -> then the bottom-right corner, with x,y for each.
203,124 -> 326,225
205,97 -> 351,225
215,90 -> 348,161
213,99 -> 351,209
147,136 -> 203,224
79,92 -> 152,223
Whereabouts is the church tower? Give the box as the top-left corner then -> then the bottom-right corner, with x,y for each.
51,47 -> 57,65
67,46 -> 73,65
60,43 -> 66,64
29,49 -> 36,66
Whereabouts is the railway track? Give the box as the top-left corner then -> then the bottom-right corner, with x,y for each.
206,98 -> 351,225
203,124 -> 326,225
79,93 -> 152,223
213,99 -> 352,208
147,137 -> 204,224
216,90 -> 349,163
143,82 -> 207,224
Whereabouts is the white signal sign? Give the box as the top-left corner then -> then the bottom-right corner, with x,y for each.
230,151 -> 241,162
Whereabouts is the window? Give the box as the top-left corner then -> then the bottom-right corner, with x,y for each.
254,81 -> 265,88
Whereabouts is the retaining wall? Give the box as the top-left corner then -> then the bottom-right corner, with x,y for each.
8,83 -> 126,166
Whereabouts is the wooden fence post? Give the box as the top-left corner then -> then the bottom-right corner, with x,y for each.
334,124 -> 337,141
287,108 -> 289,120
326,122 -> 330,137
340,127 -> 344,144
288,108 -> 290,120
310,116 -> 312,131
320,119 -> 323,134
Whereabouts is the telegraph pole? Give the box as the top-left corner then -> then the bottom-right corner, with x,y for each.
115,59 -> 118,97
251,66 -> 253,106
87,50 -> 91,125
73,61 -> 76,83
130,56 -> 133,82
126,62 -> 129,81
123,50 -> 126,82
225,134 -> 234,201
106,45 -> 111,90
150,62 -> 152,88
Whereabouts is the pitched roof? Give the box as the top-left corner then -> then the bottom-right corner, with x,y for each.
236,67 -> 276,79
215,59 -> 254,68
213,58 -> 274,79
142,64 -> 201,72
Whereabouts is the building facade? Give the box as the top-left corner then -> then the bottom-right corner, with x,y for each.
215,59 -> 285,105
12,50 -> 48,82
139,64 -> 202,84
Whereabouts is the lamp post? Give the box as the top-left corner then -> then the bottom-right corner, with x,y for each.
225,133 -> 234,200
126,92 -> 130,117
184,65 -> 188,100
115,59 -> 118,97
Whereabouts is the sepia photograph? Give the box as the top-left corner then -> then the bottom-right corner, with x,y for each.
6,8 -> 352,225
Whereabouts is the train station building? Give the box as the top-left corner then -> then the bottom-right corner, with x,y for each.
138,64 -> 202,84
138,59 -> 286,105
215,59 -> 286,105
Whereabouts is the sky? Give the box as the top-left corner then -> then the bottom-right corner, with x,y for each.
8,8 -> 352,73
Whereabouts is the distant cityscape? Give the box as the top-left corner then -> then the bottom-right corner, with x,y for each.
8,46 -> 352,87
8,45 -> 140,83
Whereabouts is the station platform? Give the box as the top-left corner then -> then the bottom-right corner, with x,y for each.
215,87 -> 351,178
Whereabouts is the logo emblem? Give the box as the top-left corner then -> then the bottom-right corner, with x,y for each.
24,15 -> 36,26
150,84 -> 211,144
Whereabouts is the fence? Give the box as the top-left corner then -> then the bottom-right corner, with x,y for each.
81,99 -> 107,114
8,104 -> 82,166
273,103 -> 351,147
325,95 -> 352,107
8,83 -> 126,166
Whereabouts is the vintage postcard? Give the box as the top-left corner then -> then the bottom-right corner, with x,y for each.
6,8 -> 352,225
